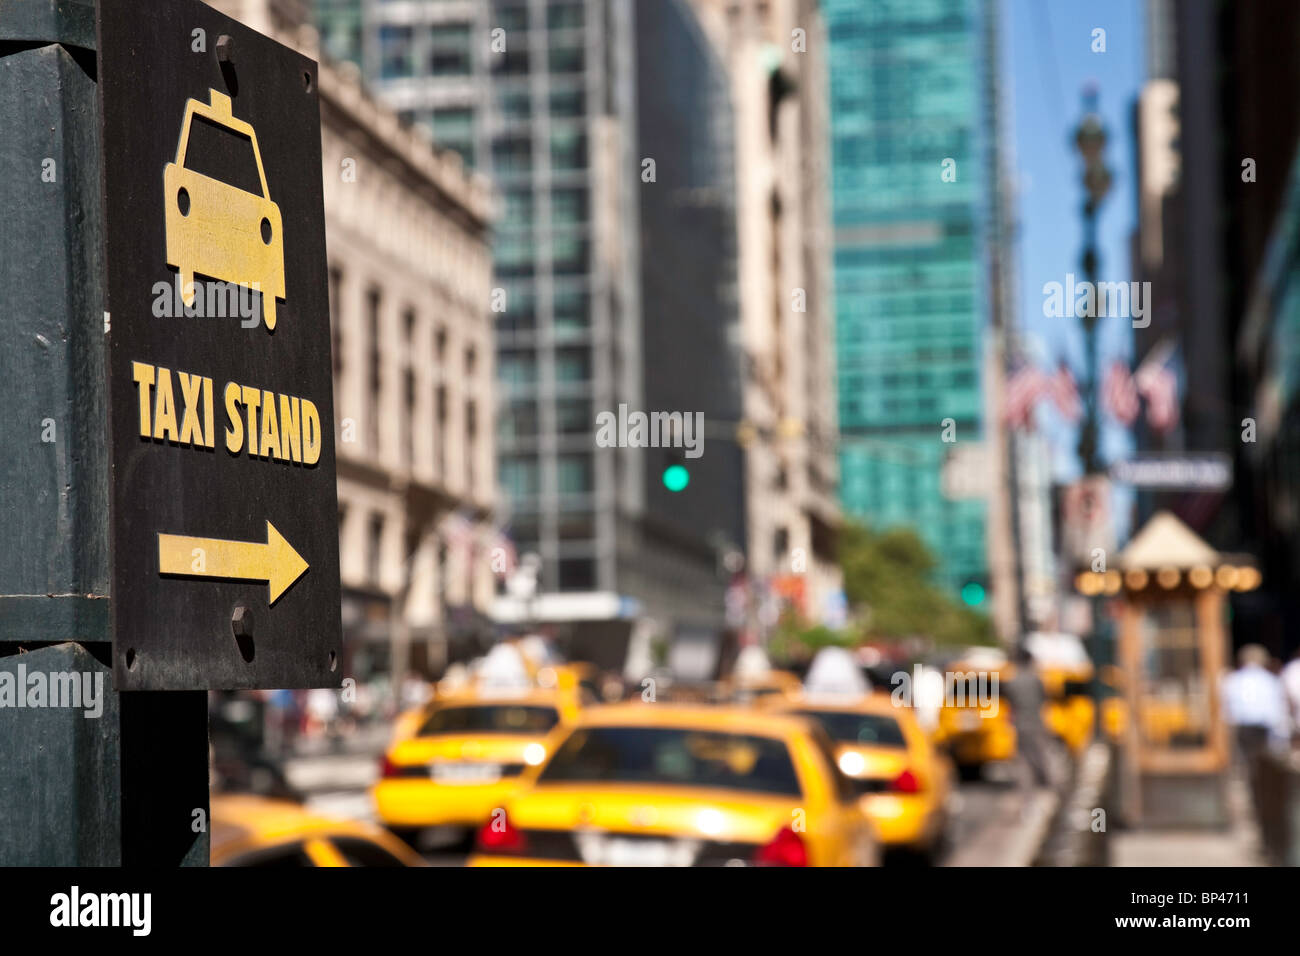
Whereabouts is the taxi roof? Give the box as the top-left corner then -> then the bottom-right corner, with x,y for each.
431,688 -> 565,708
210,793 -> 403,855
778,691 -> 901,716
572,702 -> 818,738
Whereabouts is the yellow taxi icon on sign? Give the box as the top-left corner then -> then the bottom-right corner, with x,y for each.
164,89 -> 285,330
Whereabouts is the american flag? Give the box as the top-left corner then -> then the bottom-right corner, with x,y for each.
1135,343 -> 1179,433
1003,363 -> 1049,429
1047,362 -> 1082,422
1102,361 -> 1140,426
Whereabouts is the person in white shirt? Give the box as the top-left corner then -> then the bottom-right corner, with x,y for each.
1221,644 -> 1288,746
1221,644 -> 1288,863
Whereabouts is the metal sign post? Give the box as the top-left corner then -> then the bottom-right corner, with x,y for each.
0,0 -> 339,865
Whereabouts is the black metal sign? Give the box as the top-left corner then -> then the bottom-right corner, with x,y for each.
98,0 -> 340,689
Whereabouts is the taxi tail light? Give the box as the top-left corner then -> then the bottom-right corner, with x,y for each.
892,768 -> 921,793
475,811 -> 526,854
754,826 -> 808,867
380,755 -> 400,778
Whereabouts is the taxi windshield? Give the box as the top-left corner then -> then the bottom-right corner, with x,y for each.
417,705 -> 558,736
538,726 -> 802,797
795,710 -> 906,747
184,114 -> 263,195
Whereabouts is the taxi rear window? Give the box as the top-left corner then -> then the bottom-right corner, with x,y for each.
184,115 -> 263,196
795,710 -> 906,747
538,726 -> 802,797
418,705 -> 558,736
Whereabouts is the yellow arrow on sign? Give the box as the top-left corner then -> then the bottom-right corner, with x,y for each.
158,520 -> 308,604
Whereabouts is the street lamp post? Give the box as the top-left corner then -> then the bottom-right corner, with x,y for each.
1073,86 -> 1113,734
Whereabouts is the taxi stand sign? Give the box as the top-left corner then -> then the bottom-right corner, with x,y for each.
98,0 -> 341,689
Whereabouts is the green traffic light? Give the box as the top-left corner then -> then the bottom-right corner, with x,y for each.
961,582 -> 986,607
662,463 -> 690,492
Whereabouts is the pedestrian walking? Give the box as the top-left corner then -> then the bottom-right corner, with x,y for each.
1005,644 -> 1052,790
1221,644 -> 1289,864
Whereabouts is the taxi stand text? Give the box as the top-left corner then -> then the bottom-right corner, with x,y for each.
131,361 -> 322,464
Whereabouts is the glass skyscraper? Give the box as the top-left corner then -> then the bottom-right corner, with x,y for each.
826,0 -> 994,597
312,0 -> 743,633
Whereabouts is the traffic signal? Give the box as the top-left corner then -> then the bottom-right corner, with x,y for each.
960,580 -> 986,607
661,450 -> 690,492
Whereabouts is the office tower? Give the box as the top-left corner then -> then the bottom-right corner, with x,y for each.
826,0 -> 995,598
313,1 -> 745,654
688,0 -> 842,630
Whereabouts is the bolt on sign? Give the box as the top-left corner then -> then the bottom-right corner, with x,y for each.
98,0 -> 341,689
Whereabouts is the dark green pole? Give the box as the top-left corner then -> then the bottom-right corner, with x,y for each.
0,0 -> 208,866
1073,87 -> 1113,737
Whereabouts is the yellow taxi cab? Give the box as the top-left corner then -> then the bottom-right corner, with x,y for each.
1040,665 -> 1096,754
210,793 -> 424,867
1027,632 -> 1096,755
164,88 -> 285,330
775,692 -> 953,859
373,685 -> 582,845
468,703 -> 878,867
933,650 -> 1017,774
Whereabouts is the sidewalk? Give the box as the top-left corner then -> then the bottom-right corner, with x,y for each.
1110,772 -> 1264,867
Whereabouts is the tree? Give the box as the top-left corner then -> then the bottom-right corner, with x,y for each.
838,521 -> 993,646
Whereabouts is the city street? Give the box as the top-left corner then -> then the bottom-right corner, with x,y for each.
5,0 -> 1300,921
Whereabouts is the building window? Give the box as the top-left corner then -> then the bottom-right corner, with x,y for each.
555,398 -> 591,434
329,265 -> 343,379
466,399 -> 477,491
498,349 -> 538,392
550,128 -> 587,171
547,3 -> 584,30
367,287 -> 382,454
378,24 -> 413,80
551,188 -> 588,226
436,385 -> 447,480
554,347 -> 590,385
557,454 -> 592,495
552,235 -> 589,275
773,527 -> 789,563
429,24 -> 471,76
404,309 -> 417,468
367,514 -> 385,588
558,558 -> 595,591
549,87 -> 585,118
500,456 -> 540,499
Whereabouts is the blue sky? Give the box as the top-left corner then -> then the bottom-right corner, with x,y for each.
999,0 -> 1145,533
